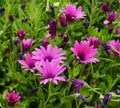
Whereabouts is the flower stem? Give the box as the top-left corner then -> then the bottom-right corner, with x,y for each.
43,82 -> 51,108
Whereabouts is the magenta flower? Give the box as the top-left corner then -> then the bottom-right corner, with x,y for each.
18,53 -> 36,72
61,4 -> 86,22
100,2 -> 110,12
71,41 -> 99,64
35,60 -> 66,84
22,38 -> 35,51
116,28 -> 120,34
71,79 -> 85,92
6,90 -> 21,106
32,44 -> 66,64
60,15 -> 67,27
17,29 -> 26,39
106,40 -> 120,57
87,37 -> 100,48
104,11 -> 116,24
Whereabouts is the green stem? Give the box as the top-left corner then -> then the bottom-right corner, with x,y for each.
89,0 -> 94,26
43,82 -> 51,108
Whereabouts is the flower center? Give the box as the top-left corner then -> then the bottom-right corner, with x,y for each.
78,53 -> 85,61
44,56 -> 53,62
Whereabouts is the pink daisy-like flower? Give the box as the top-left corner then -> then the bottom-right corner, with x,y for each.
22,38 -> 35,51
107,40 -> 120,57
35,60 -> 66,84
61,4 -> 86,22
71,41 -> 99,64
6,90 -> 21,106
32,44 -> 66,64
87,37 -> 100,48
18,53 -> 36,72
104,11 -> 116,24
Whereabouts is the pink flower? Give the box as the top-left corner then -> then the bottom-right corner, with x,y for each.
35,60 -> 66,84
22,38 -> 35,51
18,53 -> 36,72
6,90 -> 21,106
107,40 -> 120,57
17,29 -> 26,39
104,11 -> 116,24
32,44 -> 66,64
116,28 -> 120,34
61,4 -> 86,22
71,41 -> 99,64
87,37 -> 100,48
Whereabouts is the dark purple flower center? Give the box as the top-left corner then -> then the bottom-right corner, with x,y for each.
28,62 -> 35,69
66,14 -> 76,22
78,53 -> 85,61
44,56 -> 53,62
46,73 -> 54,78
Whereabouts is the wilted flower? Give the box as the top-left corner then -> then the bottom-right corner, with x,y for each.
76,93 -> 87,103
71,79 -> 85,92
60,15 -> 67,27
107,40 -> 120,57
71,41 -> 99,64
6,90 -> 21,106
14,37 -> 20,46
116,28 -> 120,34
18,53 -> 36,72
83,21 -> 89,29
94,103 -> 100,108
35,60 -> 66,84
5,48 -> 10,53
48,19 -> 58,38
104,11 -> 116,24
61,4 -> 86,22
22,38 -> 35,51
102,92 -> 112,105
87,37 -> 100,48
32,44 -> 66,64
17,29 -> 26,39
100,2 -> 110,12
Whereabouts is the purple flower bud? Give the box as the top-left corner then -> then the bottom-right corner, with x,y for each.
116,89 -> 120,95
14,37 -> 19,46
102,92 -> 112,105
60,15 -> 67,27
48,19 -> 58,38
30,88 -> 38,94
5,48 -> 10,53
83,21 -> 89,29
76,93 -> 87,103
116,28 -> 120,34
71,79 -> 85,93
0,7 -> 5,16
63,34 -> 69,42
100,2 -> 110,12
8,14 -> 14,22
18,52 -> 23,60
17,29 -> 26,39
6,90 -> 21,107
